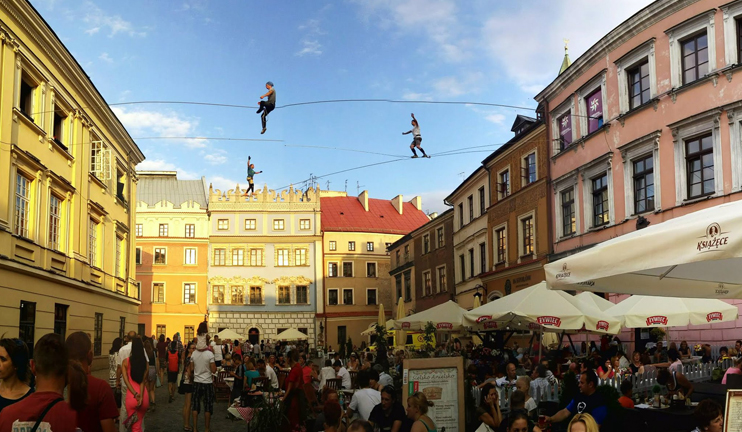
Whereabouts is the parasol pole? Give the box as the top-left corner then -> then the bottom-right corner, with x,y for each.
538,327 -> 543,363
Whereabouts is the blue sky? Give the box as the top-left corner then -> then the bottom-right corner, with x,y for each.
32,0 -> 652,213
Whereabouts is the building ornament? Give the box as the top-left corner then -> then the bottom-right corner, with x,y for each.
209,275 -> 270,286
272,275 -> 312,286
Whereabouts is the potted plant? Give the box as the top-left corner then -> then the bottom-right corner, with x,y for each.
652,384 -> 662,407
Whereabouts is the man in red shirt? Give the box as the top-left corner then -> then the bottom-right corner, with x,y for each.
66,331 -> 119,432
0,333 -> 83,432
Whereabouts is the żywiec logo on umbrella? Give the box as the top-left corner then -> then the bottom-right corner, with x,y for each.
697,222 -> 729,253
475,315 -> 492,323
436,322 -> 453,330
706,312 -> 723,322
646,316 -> 668,326
401,322 -> 411,329
483,321 -> 498,330
596,320 -> 610,331
555,263 -> 571,280
537,316 -> 562,327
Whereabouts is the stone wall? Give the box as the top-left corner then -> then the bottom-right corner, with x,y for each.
209,311 -> 317,348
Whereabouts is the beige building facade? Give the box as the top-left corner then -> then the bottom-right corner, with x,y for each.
0,1 -> 144,369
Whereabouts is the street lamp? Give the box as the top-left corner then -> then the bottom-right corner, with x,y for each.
473,284 -> 484,301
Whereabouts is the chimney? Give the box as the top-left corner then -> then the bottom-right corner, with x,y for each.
408,196 -> 422,211
429,212 -> 438,219
358,190 -> 369,211
391,195 -> 403,215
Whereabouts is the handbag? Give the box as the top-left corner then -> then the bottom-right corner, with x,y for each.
30,398 -> 63,432
124,412 -> 139,431
114,388 -> 122,408
156,374 -> 162,388
475,423 -> 493,432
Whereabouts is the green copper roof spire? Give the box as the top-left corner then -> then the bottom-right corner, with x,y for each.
559,39 -> 571,75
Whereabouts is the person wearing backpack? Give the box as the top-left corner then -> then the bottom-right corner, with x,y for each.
167,341 -> 180,403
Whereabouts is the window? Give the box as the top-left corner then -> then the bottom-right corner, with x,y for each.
348,241 -> 356,251
135,247 -> 142,265
521,217 -> 534,256
738,18 -> 742,64
300,219 -> 311,230
367,289 -> 377,305
273,219 -> 285,230
115,236 -> 123,278
153,283 -> 165,303
135,224 -> 143,237
479,187 -> 486,215
231,286 -> 244,305
94,313 -> 103,356
395,275 -> 402,301
404,245 -> 410,261
459,255 -> 465,282
468,195 -> 474,221
523,153 -> 537,185
156,325 -> 166,339
495,227 -> 506,263
468,249 -> 474,280
558,111 -> 572,149
295,248 -> 308,266
437,267 -> 447,292
458,204 -> 464,229
592,174 -> 609,227
366,242 -> 374,252
19,301 -> 35,357
249,286 -> 263,304
185,248 -> 197,265
328,262 -> 338,277
296,286 -> 308,304
338,326 -> 346,345
681,32 -> 708,85
212,286 -> 225,304
328,289 -> 339,305
423,234 -> 430,254
213,248 -> 226,266
276,249 -> 290,266
403,271 -> 411,301
53,303 -> 68,338
499,170 -> 510,199
159,224 -> 168,237
154,248 -> 167,265
423,271 -> 432,296
329,241 -> 336,251
232,248 -> 244,266
184,326 -> 194,342
479,243 -> 486,274
343,288 -> 354,305
48,195 -> 61,251
185,224 -> 195,238
628,60 -> 651,109
14,174 -> 31,238
90,140 -> 110,181
437,227 -> 444,248
184,283 -> 196,304
561,188 -> 576,236
633,155 -> 655,214
249,248 -> 264,266
686,134 -> 714,198
245,219 -> 256,230
395,250 -> 401,266
367,262 -> 377,278
585,87 -> 604,134
19,73 -> 36,119
116,168 -> 126,203
342,262 -> 353,277
88,218 -> 99,267
119,317 -> 126,339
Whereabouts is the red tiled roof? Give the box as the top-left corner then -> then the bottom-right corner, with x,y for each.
321,196 -> 430,235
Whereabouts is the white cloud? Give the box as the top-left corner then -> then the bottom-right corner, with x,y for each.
83,2 -> 146,38
401,92 -> 432,101
431,72 -> 484,97
118,90 -> 131,102
203,150 -> 228,165
209,176 -> 242,193
296,16 -> 327,56
296,40 -> 323,57
98,52 -> 113,63
136,159 -> 199,180
482,0 -> 654,93
485,114 -> 506,125
112,107 -> 206,148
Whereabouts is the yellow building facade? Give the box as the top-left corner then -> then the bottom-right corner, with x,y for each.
0,1 -> 144,369
135,172 -> 209,342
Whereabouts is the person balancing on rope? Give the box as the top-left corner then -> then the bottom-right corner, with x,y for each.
243,156 -> 263,197
256,81 -> 276,134
403,113 -> 429,158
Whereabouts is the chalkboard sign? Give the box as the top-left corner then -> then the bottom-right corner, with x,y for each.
402,357 -> 465,432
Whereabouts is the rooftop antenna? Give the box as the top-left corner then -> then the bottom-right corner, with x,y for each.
344,179 -> 348,193
326,180 -> 331,190
356,181 -> 365,195
458,172 -> 465,181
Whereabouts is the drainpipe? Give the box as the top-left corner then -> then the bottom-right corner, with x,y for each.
544,100 -> 554,262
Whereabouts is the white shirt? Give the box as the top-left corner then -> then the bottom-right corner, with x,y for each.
378,372 -> 393,389
117,342 -> 149,367
265,364 -> 279,389
349,388 -> 381,420
319,366 -> 336,388
337,367 -> 351,389
496,376 -> 517,387
253,344 -> 261,354
525,398 -> 537,413
192,350 -> 215,384
211,341 -> 223,361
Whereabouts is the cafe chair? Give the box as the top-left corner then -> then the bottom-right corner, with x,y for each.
214,370 -> 231,402
726,374 -> 742,390
349,370 -> 358,389
325,378 -> 342,390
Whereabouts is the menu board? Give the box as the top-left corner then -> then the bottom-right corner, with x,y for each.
403,357 -> 465,432
725,390 -> 742,432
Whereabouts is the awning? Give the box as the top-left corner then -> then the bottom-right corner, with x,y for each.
395,300 -> 468,331
606,295 -> 738,328
275,328 -> 308,340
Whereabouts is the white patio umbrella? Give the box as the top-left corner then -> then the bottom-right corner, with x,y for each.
361,319 -> 396,336
545,200 -> 742,298
606,295 -> 739,328
396,300 -> 468,331
215,329 -> 243,340
275,328 -> 308,340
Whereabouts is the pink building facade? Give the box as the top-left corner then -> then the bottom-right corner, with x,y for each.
535,0 -> 742,349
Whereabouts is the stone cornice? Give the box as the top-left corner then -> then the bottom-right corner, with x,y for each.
272,275 -> 313,286
209,275 -> 271,286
